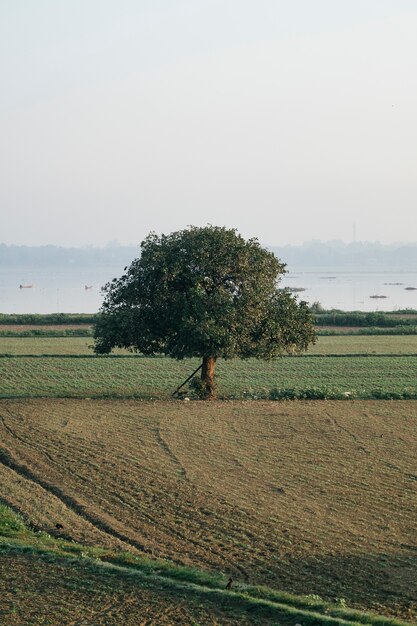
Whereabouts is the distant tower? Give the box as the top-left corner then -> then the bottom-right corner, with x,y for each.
353,223 -> 357,243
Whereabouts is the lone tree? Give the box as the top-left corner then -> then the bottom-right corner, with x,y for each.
94,226 -> 316,398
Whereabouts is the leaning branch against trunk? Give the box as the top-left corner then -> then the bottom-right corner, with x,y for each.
172,363 -> 203,397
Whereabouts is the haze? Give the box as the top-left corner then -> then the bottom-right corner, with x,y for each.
1,0 -> 417,247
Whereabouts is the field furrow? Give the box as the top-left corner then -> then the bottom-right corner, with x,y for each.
0,398 -> 416,620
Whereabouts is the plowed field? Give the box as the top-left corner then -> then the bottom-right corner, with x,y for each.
0,399 -> 416,620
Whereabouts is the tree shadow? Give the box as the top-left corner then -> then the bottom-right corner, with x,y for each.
252,549 -> 417,621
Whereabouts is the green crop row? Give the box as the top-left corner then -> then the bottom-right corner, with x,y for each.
1,355 -> 416,400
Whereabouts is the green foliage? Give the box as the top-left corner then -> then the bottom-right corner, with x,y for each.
189,375 -> 216,400
94,226 -> 316,361
310,301 -> 326,313
0,504 -> 27,538
269,387 -> 298,400
269,386 -> 417,401
269,387 -> 344,400
368,388 -> 417,400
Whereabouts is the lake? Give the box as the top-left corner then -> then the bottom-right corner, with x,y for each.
282,270 -> 417,311
1,267 -> 417,313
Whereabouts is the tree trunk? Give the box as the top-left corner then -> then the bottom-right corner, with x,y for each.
201,356 -> 217,399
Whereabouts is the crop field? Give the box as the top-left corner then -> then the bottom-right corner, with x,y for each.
306,335 -> 417,354
0,337 -> 94,355
0,398 -> 416,621
2,334 -> 417,356
1,331 -> 417,624
0,324 -> 93,332
0,353 -> 417,399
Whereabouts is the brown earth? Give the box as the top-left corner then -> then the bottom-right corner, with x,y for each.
0,399 -> 416,620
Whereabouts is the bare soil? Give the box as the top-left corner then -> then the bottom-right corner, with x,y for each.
0,399 -> 416,620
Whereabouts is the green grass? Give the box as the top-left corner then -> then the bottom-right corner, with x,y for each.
0,354 -> 416,399
0,337 -> 105,355
309,335 -> 417,354
317,326 -> 417,336
0,503 -> 411,626
2,334 -> 417,356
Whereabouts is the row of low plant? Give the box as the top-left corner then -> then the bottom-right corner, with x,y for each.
0,313 -> 97,325
188,385 -> 417,401
315,311 -> 417,327
3,326 -> 417,338
0,503 -> 410,626
2,311 -> 417,340
1,310 -> 417,328
266,387 -> 417,401
0,328 -> 94,337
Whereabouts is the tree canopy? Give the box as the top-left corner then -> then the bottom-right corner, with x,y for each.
94,226 -> 316,397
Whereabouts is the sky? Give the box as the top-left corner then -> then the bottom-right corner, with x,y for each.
1,0 -> 417,248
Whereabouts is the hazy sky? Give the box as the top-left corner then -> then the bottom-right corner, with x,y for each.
1,0 -> 417,247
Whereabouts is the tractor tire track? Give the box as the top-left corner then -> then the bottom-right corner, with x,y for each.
155,426 -> 188,479
0,408 -> 57,465
0,444 -> 148,555
0,403 -> 249,582
0,441 -> 248,581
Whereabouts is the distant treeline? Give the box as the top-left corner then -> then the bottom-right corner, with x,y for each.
0,243 -> 140,268
1,310 -> 417,328
0,313 -> 97,325
2,240 -> 417,270
315,311 -> 417,327
1,311 -> 417,339
0,328 -> 93,337
272,240 -> 417,269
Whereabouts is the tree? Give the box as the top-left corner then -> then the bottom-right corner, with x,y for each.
94,226 -> 316,398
